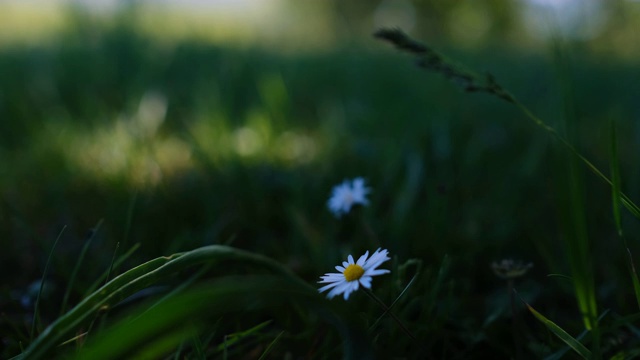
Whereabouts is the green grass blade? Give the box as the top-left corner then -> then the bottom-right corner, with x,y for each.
544,310 -> 610,360
104,242 -> 120,285
136,265 -> 210,320
60,220 -> 102,316
552,47 -> 599,335
213,320 -> 272,353
626,249 -> 640,311
30,225 -> 66,342
21,245 -> 372,360
375,28 -> 640,220
610,311 -> 640,328
562,152 -> 598,332
557,114 -> 638,218
71,292 -> 203,359
191,333 -> 206,360
512,85 -> 640,221
525,301 -> 592,359
73,276 -> 369,359
126,329 -> 197,360
82,242 -> 141,297
609,119 -> 640,309
370,273 -> 417,331
426,255 -> 450,317
258,331 -> 284,360
122,190 -> 137,248
610,119 -> 623,236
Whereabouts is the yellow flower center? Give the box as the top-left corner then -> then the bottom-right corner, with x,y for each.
343,264 -> 365,282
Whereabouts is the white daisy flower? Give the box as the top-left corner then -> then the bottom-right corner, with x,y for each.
318,248 -> 391,300
327,177 -> 370,217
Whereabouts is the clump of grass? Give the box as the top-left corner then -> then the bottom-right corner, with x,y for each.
375,27 -> 640,358
20,245 -> 373,359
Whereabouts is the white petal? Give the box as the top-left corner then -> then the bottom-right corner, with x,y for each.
328,281 -> 351,299
357,251 -> 369,266
363,249 -> 390,270
319,273 -> 344,283
359,276 -> 372,289
365,269 -> 390,277
342,281 -> 359,300
369,248 -> 388,261
347,255 -> 355,264
318,280 -> 343,293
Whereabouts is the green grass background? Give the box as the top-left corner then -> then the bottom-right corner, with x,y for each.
2,5 -> 640,359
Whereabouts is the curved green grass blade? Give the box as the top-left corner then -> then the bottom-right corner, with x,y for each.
82,242 -> 141,298
544,309 -> 609,360
71,291 -> 202,360
20,245 -> 371,360
525,301 -> 592,359
73,276 -> 369,359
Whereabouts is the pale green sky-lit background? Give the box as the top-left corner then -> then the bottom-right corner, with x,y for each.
1,0 -> 639,56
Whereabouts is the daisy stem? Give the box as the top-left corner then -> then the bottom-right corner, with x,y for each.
363,288 -> 417,341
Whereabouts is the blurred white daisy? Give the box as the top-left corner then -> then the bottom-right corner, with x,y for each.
327,177 -> 370,217
318,248 -> 390,300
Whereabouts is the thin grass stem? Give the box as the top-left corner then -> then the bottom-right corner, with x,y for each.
370,274 -> 417,331
375,28 -> 640,219
104,242 -> 120,286
258,331 -> 284,360
508,280 -> 522,360
60,220 -> 103,316
30,225 -> 67,342
122,191 -> 138,248
362,288 -> 416,341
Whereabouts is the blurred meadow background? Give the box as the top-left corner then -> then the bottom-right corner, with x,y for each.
2,0 -> 640,358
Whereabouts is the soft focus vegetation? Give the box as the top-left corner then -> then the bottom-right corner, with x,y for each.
2,1 -> 640,358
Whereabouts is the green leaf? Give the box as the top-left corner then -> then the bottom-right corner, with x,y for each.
21,245 -> 372,360
72,276 -> 369,359
610,118 -> 623,236
258,331 -> 284,360
609,119 -> 640,310
525,302 -> 592,359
